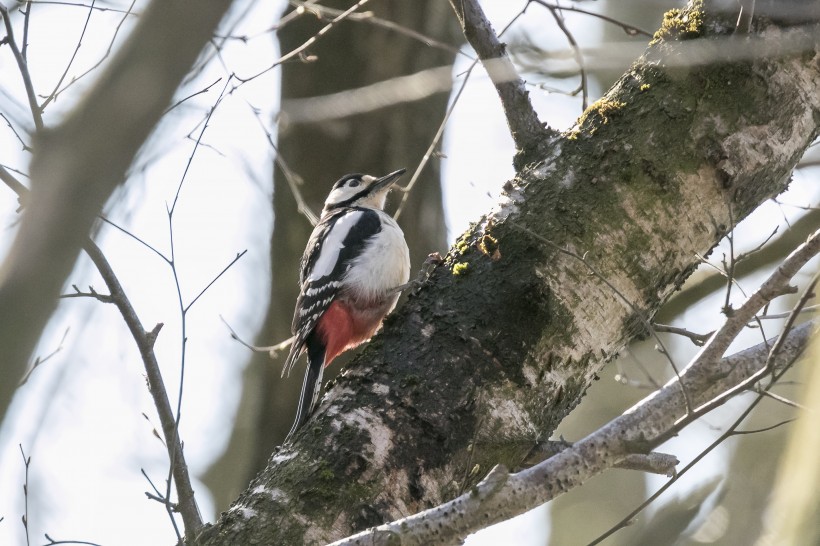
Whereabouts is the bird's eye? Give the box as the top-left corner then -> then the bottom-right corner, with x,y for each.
348,179 -> 360,187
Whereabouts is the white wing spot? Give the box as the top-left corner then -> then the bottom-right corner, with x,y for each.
308,211 -> 365,281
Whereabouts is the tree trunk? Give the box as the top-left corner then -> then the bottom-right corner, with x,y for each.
197,3 -> 820,544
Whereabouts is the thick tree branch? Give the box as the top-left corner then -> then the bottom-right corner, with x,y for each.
333,309 -> 818,546
448,0 -> 554,167
198,3 -> 820,544
0,0 -> 234,423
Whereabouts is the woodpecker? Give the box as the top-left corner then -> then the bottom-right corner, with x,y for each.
283,168 -> 411,440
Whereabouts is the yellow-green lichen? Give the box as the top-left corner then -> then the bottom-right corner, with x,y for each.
455,238 -> 470,255
569,98 -> 626,139
640,83 -> 651,92
453,262 -> 469,276
650,1 -> 704,45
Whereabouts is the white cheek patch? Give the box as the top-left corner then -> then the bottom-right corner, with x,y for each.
308,211 -> 364,281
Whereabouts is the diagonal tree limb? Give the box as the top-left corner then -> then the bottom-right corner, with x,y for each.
333,301 -> 819,546
0,0 -> 235,424
448,0 -> 555,167
196,4 -> 820,543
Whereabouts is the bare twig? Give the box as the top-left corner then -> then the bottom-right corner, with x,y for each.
529,0 -> 653,38
220,315 -> 295,357
294,1 -> 466,58
27,0 -> 134,14
184,250 -> 248,314
82,239 -> 199,540
653,323 -> 714,346
0,112 -> 32,151
543,4 -> 588,110
234,0 -> 371,84
18,327 -> 70,386
249,105 -> 319,225
164,77 -> 223,115
38,0 -> 97,112
20,445 -> 30,546
0,4 -> 44,130
40,0 -> 138,110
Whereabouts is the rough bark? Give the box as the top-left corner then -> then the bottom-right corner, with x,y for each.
197,3 -> 820,544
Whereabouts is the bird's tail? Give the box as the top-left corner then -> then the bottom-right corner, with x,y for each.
285,337 -> 325,442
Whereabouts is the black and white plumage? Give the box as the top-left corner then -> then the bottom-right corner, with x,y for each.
283,169 -> 411,440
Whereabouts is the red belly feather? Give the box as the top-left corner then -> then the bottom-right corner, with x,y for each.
315,299 -> 386,366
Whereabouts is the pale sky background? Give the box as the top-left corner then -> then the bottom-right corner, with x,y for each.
0,1 -> 817,545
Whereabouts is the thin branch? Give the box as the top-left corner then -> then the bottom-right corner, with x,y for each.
543,4 -> 588,110
653,323 -> 714,346
38,0 -> 96,112
733,418 -> 796,435
448,0 -> 552,166
81,239 -> 200,539
17,327 -> 70,386
170,76 -> 232,215
164,77 -> 223,116
756,303 -> 819,320
528,0 -> 653,38
249,104 -> 318,225
183,250 -> 247,313
753,389 -> 807,410
394,9 -> 526,221
21,1 -> 31,61
294,1 -> 466,58
0,4 -> 44,130
234,0 -> 372,84
0,112 -> 32,151
392,67 -> 468,221
219,315 -> 294,356
27,0 -> 134,14
20,445 -> 30,546
98,216 -> 169,263
40,0 -> 137,110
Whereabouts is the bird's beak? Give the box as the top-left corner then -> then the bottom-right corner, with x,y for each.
372,168 -> 406,193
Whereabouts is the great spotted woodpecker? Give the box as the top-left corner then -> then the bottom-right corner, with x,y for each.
283,168 -> 410,440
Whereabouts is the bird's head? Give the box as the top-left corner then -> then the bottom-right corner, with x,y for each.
322,168 -> 406,213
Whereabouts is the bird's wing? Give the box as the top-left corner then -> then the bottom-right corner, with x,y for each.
282,208 -> 381,377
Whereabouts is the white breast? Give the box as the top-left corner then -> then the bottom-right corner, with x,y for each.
344,211 -> 410,302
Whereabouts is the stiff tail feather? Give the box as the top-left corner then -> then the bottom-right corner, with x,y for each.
285,336 -> 325,442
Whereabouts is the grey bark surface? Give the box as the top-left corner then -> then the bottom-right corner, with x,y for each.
197,4 -> 820,545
